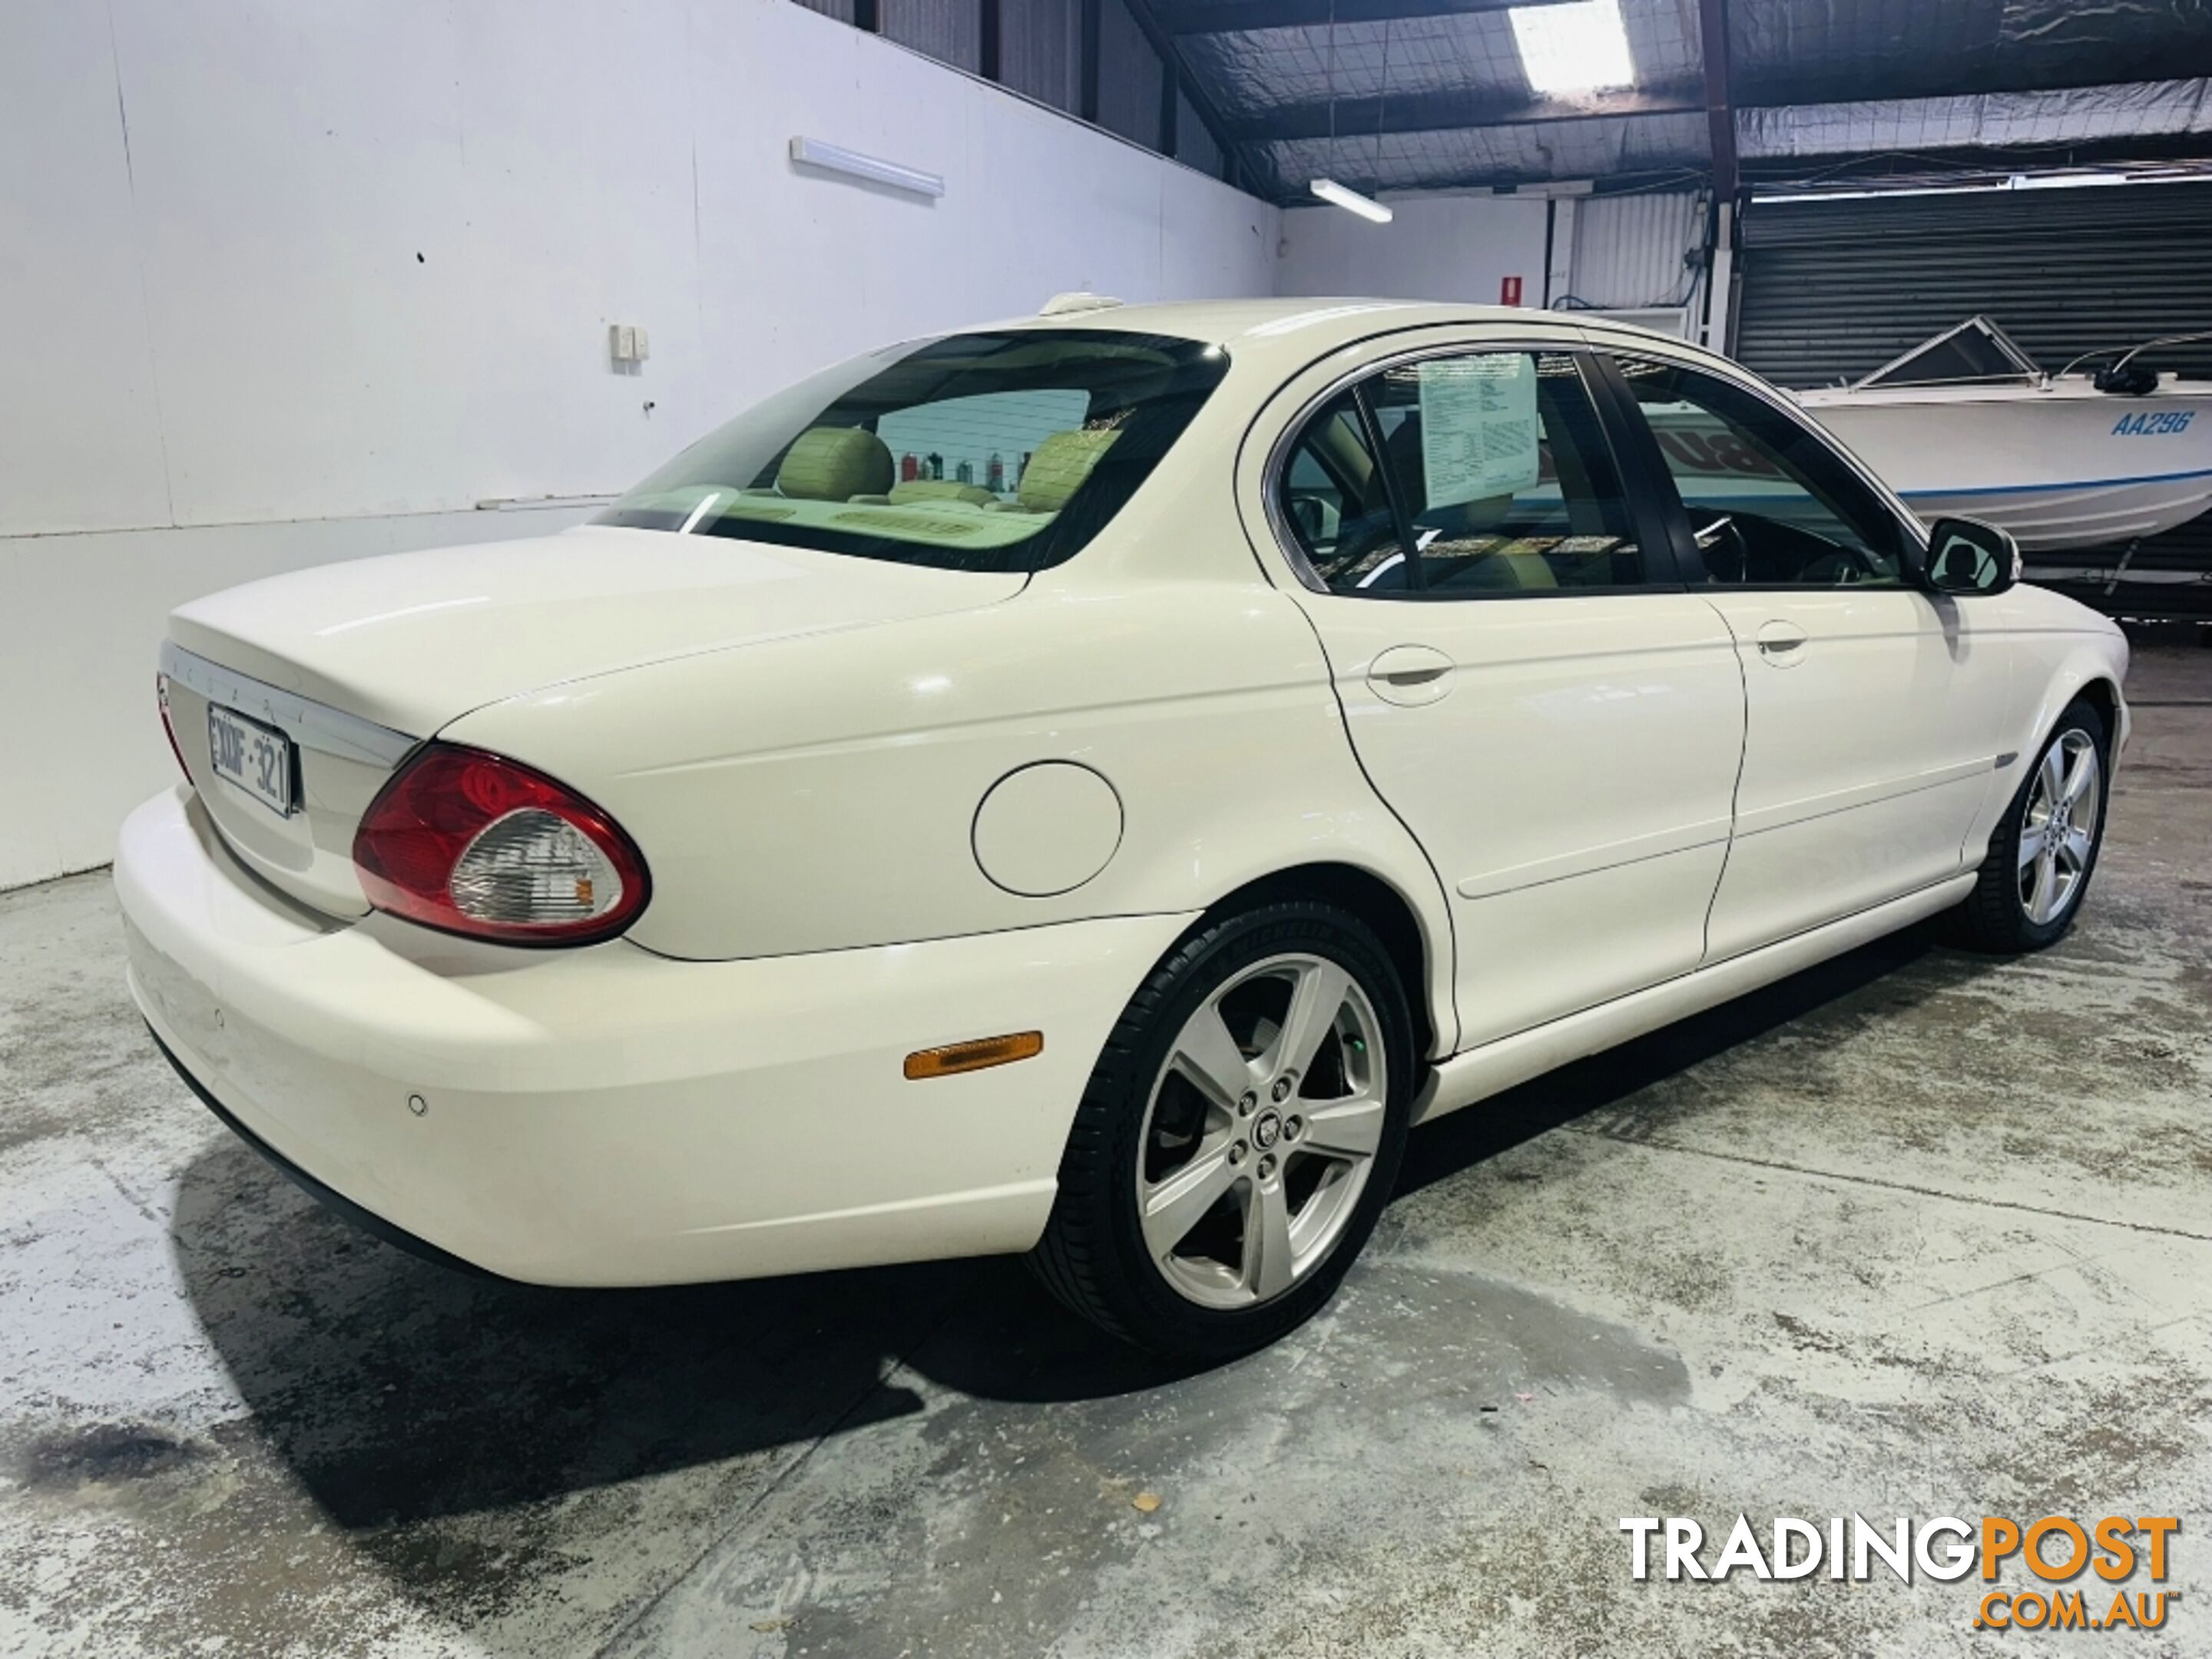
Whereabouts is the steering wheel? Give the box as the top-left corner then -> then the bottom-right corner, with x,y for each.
1797,544 -> 1882,585
1688,508 -> 1750,583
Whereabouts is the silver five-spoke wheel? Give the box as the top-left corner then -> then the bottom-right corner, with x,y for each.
1032,900 -> 1412,1356
1958,697 -> 2111,954
2018,729 -> 2101,926
1135,953 -> 1387,1310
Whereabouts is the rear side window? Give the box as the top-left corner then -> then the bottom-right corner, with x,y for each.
598,331 -> 1227,573
1276,390 -> 1404,591
1276,349 -> 1646,597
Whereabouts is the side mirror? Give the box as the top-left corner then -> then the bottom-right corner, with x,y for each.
1922,516 -> 2021,596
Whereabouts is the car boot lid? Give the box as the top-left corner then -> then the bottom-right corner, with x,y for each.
167,524 -> 1026,737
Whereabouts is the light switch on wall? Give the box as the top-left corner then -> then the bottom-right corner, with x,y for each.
609,324 -> 651,367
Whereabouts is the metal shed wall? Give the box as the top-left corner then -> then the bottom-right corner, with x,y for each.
1567,190 -> 1706,310
1096,0 -> 1164,148
882,0 -> 984,72
1177,88 -> 1223,176
1002,0 -> 1081,112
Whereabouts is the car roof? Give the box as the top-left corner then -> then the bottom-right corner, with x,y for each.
982,296 -> 1734,377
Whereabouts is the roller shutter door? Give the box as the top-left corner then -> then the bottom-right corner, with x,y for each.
1735,182 -> 2212,388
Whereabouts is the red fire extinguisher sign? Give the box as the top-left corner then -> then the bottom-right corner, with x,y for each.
1501,275 -> 1524,306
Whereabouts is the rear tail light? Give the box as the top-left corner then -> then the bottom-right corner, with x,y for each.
156,672 -> 193,783
353,743 -> 650,945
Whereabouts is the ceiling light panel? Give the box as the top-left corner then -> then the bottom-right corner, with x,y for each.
1510,0 -> 1636,95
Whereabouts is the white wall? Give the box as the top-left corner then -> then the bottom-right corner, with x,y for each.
0,0 -> 1278,889
1274,193 -> 1551,307
1,503 -> 597,889
1273,188 -> 1709,329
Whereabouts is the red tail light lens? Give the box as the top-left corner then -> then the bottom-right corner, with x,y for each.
353,743 -> 651,945
157,672 -> 193,783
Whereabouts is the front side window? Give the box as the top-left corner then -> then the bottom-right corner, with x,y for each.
1276,349 -> 1645,597
1612,355 -> 1908,587
598,331 -> 1227,572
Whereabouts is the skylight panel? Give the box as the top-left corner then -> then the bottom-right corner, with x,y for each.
1510,0 -> 1636,95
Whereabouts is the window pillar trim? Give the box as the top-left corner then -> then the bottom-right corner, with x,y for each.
1582,348 -> 1702,587
1351,379 -> 1429,592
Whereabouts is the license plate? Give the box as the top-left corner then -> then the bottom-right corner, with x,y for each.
207,705 -> 296,817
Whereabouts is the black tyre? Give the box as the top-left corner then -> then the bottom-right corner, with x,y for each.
1030,901 -> 1416,1359
1956,697 -> 2111,952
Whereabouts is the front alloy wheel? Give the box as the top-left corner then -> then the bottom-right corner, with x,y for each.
1031,902 -> 1415,1358
1959,697 -> 2111,952
2017,729 -> 2101,926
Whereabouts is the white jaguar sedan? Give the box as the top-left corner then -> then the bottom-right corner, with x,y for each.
118,298 -> 2128,1356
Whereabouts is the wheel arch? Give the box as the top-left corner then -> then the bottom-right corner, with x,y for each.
2022,664 -> 2128,780
1184,860 -> 1453,1067
2069,674 -> 2122,746
1965,645 -> 2128,873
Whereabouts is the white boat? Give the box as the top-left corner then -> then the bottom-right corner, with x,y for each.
1792,317 -> 2212,552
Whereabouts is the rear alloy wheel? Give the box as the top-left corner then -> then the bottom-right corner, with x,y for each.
1031,903 -> 1414,1358
1958,698 -> 2110,952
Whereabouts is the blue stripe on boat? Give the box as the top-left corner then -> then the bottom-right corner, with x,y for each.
1893,466 -> 2212,499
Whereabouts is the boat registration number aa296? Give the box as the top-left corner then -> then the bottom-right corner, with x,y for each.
2111,410 -> 2195,436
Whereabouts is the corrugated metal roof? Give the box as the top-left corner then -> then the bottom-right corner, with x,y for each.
1176,0 -> 2212,199
1256,111 -> 1710,195
1740,79 -> 2212,160
786,0 -> 2212,201
1730,0 -> 2212,106
1183,15 -> 1528,114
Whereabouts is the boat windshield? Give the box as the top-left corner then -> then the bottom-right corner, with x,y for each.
1853,316 -> 2043,390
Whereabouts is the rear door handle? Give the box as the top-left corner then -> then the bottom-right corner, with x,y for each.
1366,644 -> 1456,706
1753,620 -> 1809,666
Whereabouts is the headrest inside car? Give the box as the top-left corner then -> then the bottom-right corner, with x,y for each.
1018,428 -> 1121,514
777,427 -> 895,502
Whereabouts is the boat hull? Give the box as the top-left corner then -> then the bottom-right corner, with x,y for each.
1796,381 -> 2212,551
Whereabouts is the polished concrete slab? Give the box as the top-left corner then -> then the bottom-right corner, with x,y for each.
3,647 -> 2207,1657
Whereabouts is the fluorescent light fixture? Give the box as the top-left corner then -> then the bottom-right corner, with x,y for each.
1310,178 -> 1393,223
1757,172 -> 2149,205
1509,0 -> 1634,95
788,135 -> 945,199
2009,171 -> 2134,190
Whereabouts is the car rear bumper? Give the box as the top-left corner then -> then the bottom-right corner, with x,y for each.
117,786 -> 1189,1286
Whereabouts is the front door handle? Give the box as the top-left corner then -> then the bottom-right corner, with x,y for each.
1753,620 -> 1809,666
1367,644 -> 1456,706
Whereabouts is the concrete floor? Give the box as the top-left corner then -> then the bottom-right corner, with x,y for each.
3,645 -> 2208,1659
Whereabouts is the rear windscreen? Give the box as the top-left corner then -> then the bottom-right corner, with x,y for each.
596,329 -> 1227,573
